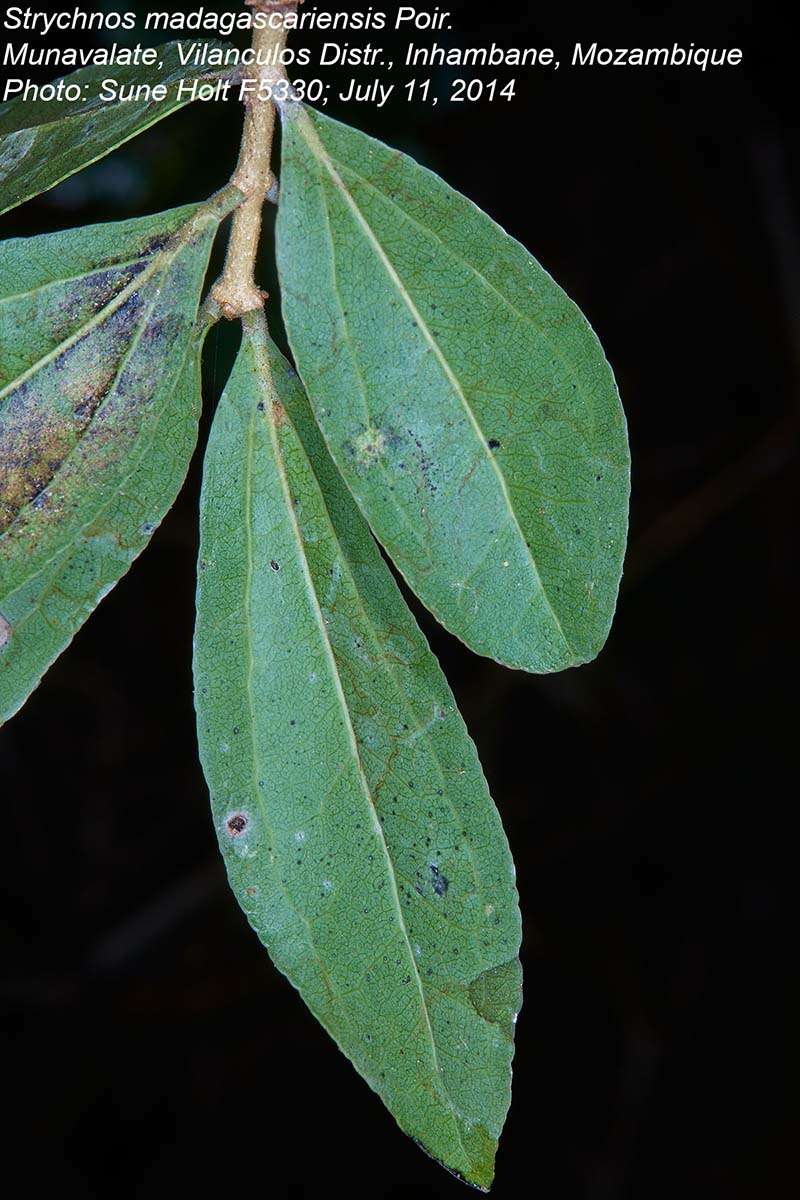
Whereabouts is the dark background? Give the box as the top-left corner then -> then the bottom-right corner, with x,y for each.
1,1 -> 796,1196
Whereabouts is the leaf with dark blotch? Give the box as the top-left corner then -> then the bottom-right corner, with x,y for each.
0,41 -> 232,214
277,106 -> 630,674
0,190 -> 237,724
193,315 -> 522,1191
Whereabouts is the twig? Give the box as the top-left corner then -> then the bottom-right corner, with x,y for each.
211,3 -> 296,318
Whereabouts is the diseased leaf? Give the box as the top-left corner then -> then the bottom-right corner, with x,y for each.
277,106 -> 630,674
0,42 -> 231,215
194,315 -> 521,1191
0,190 -> 237,724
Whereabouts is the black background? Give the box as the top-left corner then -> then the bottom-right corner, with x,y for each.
0,2 -> 796,1196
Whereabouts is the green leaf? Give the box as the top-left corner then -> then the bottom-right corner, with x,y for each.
276,106 -> 630,674
0,41 -> 231,214
0,190 -> 237,724
194,314 -> 521,1191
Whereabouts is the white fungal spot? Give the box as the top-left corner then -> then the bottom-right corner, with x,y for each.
0,612 -> 10,649
354,425 -> 386,467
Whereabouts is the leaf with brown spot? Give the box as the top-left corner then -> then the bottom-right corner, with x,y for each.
194,317 -> 521,1190
0,189 -> 237,725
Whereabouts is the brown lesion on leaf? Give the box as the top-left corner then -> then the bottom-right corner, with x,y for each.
226,812 -> 249,838
1,369 -> 119,533
0,407 -> 74,533
139,233 -> 172,258
0,295 -> 149,535
48,264 -> 146,347
408,429 -> 438,497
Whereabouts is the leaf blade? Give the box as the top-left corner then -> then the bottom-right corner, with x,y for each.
193,319 -> 521,1189
276,106 -> 630,673
0,192 -> 236,723
0,42 -> 231,214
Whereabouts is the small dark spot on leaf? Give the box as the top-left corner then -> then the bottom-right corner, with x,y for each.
257,401 -> 265,412
226,813 -> 248,838
429,864 -> 449,897
488,439 -> 501,450
270,560 -> 280,571
142,315 -> 168,346
142,233 -> 170,257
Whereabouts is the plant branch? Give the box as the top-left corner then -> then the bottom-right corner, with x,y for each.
211,3 -> 295,319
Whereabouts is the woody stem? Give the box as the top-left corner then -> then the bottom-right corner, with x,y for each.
211,11 -> 290,319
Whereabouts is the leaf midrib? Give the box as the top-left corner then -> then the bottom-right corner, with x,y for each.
283,387 -> 486,904
291,109 -> 576,664
0,261 -> 167,546
0,207 -> 208,407
0,255 -> 146,310
0,330 -> 198,615
251,325 -> 473,1165
312,170 -> 431,558
328,150 -> 603,425
236,375 -> 345,1016
0,337 -> 201,724
0,259 -> 208,600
